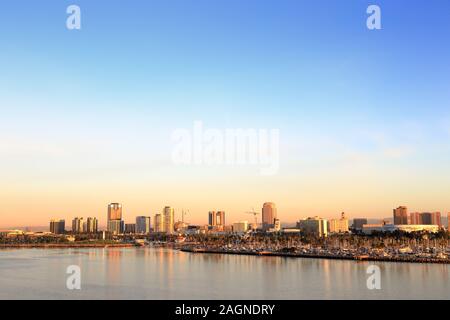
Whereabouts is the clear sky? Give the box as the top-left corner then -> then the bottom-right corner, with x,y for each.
1,0 -> 450,228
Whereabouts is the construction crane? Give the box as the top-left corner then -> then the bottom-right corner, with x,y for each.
245,208 -> 259,231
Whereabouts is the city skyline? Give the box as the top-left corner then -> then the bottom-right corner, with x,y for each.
2,201 -> 449,230
1,1 -> 450,228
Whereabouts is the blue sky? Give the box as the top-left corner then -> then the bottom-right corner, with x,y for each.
0,0 -> 450,226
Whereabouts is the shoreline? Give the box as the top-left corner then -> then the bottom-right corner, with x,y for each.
180,248 -> 450,264
0,243 -> 136,249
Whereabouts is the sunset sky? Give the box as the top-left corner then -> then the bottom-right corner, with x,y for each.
1,0 -> 450,228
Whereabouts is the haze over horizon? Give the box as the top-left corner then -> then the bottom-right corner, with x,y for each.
1,0 -> 450,228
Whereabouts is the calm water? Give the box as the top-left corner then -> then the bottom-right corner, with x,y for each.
0,247 -> 448,300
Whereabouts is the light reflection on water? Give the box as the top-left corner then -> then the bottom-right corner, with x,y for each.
0,247 -> 448,300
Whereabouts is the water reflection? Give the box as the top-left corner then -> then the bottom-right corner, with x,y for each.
0,247 -> 448,299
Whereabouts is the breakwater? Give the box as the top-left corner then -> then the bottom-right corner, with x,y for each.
180,247 -> 450,264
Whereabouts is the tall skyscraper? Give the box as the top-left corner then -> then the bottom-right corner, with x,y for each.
262,202 -> 277,231
208,211 -> 216,226
50,219 -> 65,234
217,211 -> 225,226
72,217 -> 84,233
154,214 -> 163,233
86,217 -> 98,233
393,206 -> 408,225
208,211 -> 226,230
136,216 -> 151,234
108,203 -> 122,220
163,206 -> 174,234
107,203 -> 124,235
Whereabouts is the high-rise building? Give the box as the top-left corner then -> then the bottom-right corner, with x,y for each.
329,212 -> 349,233
297,217 -> 328,237
262,202 -> 277,231
71,217 -> 84,233
125,223 -> 136,234
208,211 -> 226,230
86,217 -> 98,233
410,212 -> 421,225
50,219 -> 65,234
352,218 -> 368,231
107,203 -> 124,235
108,203 -> 122,220
163,206 -> 175,234
154,213 -> 163,233
107,220 -> 124,235
431,212 -> 442,228
208,211 -> 216,226
393,206 -> 408,225
420,212 -> 432,225
136,216 -> 151,234
217,211 -> 225,226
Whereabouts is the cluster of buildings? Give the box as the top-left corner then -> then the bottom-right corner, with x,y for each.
352,207 -> 448,235
106,203 -> 174,235
47,204 -> 178,236
37,204 -> 450,238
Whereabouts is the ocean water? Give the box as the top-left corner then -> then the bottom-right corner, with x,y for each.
0,247 -> 448,300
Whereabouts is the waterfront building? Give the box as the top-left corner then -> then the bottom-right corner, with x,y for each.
297,217 -> 328,237
217,211 -> 225,227
208,211 -> 216,226
136,216 -> 151,234
107,203 -> 124,234
262,202 -> 277,231
410,212 -> 421,225
352,218 -> 368,231
49,219 -> 65,234
431,212 -> 442,228
328,212 -> 349,233
163,206 -> 175,234
396,224 -> 439,233
208,211 -> 226,230
363,223 -> 439,234
448,213 -> 450,231
108,203 -> 122,220
107,219 -> 124,235
154,213 -> 163,233
233,221 -> 249,233
393,206 -> 408,225
362,223 -> 385,234
420,212 -> 432,225
71,217 -> 84,233
125,223 -> 136,234
86,217 -> 98,233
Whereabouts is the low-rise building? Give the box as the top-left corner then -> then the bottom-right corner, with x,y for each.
297,217 -> 328,237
